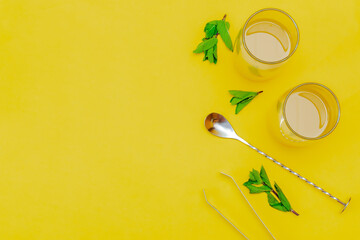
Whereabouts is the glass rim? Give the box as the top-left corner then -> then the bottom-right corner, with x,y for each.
242,8 -> 300,65
282,82 -> 341,140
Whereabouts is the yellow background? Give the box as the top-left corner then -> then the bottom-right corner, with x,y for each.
0,0 -> 359,239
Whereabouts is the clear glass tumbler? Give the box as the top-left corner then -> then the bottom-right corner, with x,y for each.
234,8 -> 300,80
277,83 -> 340,143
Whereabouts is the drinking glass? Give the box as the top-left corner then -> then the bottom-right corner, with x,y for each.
277,83 -> 340,143
234,8 -> 299,80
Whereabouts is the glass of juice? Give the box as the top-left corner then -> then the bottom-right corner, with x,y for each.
277,83 -> 340,143
234,8 -> 299,80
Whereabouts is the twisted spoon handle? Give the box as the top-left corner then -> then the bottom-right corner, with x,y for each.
243,141 -> 346,206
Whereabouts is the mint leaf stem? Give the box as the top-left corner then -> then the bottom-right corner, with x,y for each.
291,209 -> 300,216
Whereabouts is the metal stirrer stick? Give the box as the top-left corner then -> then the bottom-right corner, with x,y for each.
205,113 -> 351,212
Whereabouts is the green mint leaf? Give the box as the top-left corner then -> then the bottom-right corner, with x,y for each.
204,23 -> 218,38
229,90 -> 262,114
204,20 -> 218,31
251,169 -> 262,184
239,96 -> 255,103
207,47 -> 214,63
203,49 -> 208,61
274,183 -> 291,211
270,202 -> 289,212
230,97 -> 242,105
229,90 -> 259,99
193,38 -> 218,53
266,192 -> 290,212
217,20 -> 233,51
260,166 -> 272,189
194,15 -> 231,63
213,45 -> 217,60
235,99 -> 253,114
204,24 -> 214,32
266,192 -> 280,206
248,171 -> 256,182
243,181 -> 272,193
231,96 -> 257,106
235,102 -> 246,114
243,167 -> 296,215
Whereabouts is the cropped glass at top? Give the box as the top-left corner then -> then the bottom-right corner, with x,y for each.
234,8 -> 299,80
277,83 -> 340,143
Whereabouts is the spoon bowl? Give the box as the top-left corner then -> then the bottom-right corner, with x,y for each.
204,113 -> 238,139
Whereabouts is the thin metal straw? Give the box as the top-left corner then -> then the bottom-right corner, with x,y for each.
203,190 -> 249,240
221,172 -> 277,240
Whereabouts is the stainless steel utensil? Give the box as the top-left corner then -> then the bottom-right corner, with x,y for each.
204,112 -> 351,212
203,190 -> 249,239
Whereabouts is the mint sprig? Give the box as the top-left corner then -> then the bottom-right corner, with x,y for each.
243,166 -> 299,216
229,90 -> 263,114
193,14 -> 233,64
